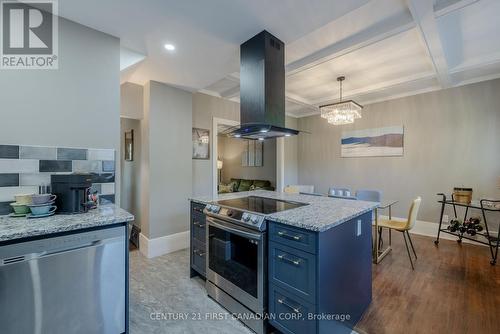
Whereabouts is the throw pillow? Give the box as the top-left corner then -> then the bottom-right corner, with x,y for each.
218,183 -> 234,193
238,179 -> 253,192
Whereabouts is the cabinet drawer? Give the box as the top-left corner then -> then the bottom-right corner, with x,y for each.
269,241 -> 316,303
269,284 -> 316,334
191,239 -> 206,276
270,222 -> 317,254
192,214 -> 206,243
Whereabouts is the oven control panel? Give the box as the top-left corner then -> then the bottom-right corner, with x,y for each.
241,212 -> 265,226
205,204 -> 266,231
205,204 -> 220,214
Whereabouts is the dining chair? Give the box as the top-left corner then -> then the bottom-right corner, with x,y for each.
377,197 -> 422,270
328,187 -> 352,198
286,185 -> 315,194
284,186 -> 299,194
356,190 -> 382,202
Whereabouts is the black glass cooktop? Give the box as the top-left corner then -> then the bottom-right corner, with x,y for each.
216,196 -> 308,214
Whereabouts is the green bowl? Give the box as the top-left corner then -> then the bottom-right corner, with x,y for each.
10,203 -> 30,214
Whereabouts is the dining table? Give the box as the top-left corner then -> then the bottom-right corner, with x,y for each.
373,199 -> 399,264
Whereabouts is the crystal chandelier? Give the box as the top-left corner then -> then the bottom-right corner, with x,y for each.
320,76 -> 362,125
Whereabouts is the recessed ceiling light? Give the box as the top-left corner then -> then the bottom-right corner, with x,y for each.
164,44 -> 175,51
258,138 -> 264,141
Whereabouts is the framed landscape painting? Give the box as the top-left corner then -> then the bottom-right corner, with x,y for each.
341,126 -> 404,157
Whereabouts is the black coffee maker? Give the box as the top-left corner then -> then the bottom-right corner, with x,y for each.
51,174 -> 93,214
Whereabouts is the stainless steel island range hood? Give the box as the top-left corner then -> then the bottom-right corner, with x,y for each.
224,31 -> 300,140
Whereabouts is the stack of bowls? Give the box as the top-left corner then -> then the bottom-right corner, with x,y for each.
9,194 -> 57,218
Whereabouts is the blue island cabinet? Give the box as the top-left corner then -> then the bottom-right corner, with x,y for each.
268,211 -> 373,334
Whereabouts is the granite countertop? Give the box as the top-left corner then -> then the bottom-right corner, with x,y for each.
190,190 -> 378,232
0,205 -> 134,243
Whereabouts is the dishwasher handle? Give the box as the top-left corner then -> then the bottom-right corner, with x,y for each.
1,237 -> 120,266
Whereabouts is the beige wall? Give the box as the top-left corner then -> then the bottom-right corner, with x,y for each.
120,83 -> 144,119
219,137 -> 277,186
297,79 -> 500,222
192,93 -> 240,196
141,81 -> 192,239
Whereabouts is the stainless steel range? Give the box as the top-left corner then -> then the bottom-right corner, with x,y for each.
204,196 -> 307,334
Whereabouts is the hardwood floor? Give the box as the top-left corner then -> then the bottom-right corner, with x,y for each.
356,232 -> 500,334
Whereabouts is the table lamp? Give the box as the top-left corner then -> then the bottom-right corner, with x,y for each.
217,159 -> 223,184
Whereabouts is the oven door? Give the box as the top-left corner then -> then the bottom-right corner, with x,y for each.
206,216 -> 266,314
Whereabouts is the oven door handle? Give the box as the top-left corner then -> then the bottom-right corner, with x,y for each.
207,217 -> 262,241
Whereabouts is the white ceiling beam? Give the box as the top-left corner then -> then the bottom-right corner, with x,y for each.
434,0 -> 480,18
285,93 -> 318,112
309,72 -> 437,106
285,12 -> 416,76
407,0 -> 452,88
220,85 -> 240,98
448,52 -> 500,74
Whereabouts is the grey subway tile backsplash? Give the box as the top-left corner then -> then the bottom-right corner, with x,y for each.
91,173 -> 115,183
39,160 -> 72,172
0,201 -> 11,215
20,146 -> 57,160
0,174 -> 19,187
99,194 -> 115,204
0,144 -> 116,214
88,149 -> 115,161
100,183 -> 115,195
0,186 -> 38,202
102,160 -> 115,172
73,160 -> 102,173
19,173 -> 51,186
0,145 -> 19,159
57,148 -> 87,160
0,159 -> 38,173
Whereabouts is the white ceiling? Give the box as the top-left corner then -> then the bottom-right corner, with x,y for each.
57,0 -> 500,117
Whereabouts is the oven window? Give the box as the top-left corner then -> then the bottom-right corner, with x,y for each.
208,225 -> 258,298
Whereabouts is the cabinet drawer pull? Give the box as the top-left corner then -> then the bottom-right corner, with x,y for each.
277,298 -> 301,313
277,231 -> 302,241
193,249 -> 205,257
193,222 -> 205,228
277,254 -> 301,266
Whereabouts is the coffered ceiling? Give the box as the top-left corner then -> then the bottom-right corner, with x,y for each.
57,0 -> 500,117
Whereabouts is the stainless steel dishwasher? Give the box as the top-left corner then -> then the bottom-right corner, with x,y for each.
0,226 -> 126,334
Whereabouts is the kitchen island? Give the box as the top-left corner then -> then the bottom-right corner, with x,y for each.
0,205 -> 134,334
190,190 -> 378,334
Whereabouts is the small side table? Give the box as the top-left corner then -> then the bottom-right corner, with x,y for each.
373,200 -> 399,264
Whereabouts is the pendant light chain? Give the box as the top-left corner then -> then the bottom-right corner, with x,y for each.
339,79 -> 343,102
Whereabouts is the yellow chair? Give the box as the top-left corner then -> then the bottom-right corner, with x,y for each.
378,197 -> 421,270
284,186 -> 299,194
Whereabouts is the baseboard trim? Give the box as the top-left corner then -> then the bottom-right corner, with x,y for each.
378,215 -> 488,246
139,230 -> 190,258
